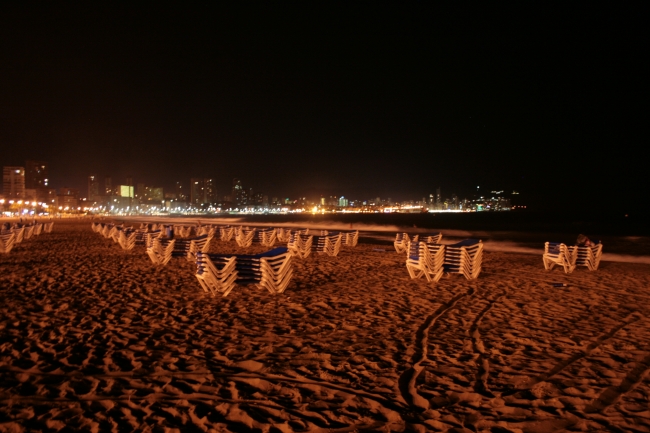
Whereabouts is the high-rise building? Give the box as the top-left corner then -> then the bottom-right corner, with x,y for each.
204,178 -> 217,204
3,166 -> 25,199
104,176 -> 112,195
190,178 -> 204,205
25,160 -> 49,200
136,183 -> 146,200
436,187 -> 442,210
232,178 -> 243,205
88,175 -> 100,201
175,181 -> 186,202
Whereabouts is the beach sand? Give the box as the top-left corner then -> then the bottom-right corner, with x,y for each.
1,220 -> 650,432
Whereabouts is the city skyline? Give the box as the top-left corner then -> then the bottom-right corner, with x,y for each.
3,159 -> 517,213
1,4 -> 646,212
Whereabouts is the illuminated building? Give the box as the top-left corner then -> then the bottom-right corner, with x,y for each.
104,176 -> 112,195
2,166 -> 25,198
232,178 -> 243,205
88,175 -> 100,201
175,181 -> 187,202
189,178 -> 216,205
25,160 -> 49,201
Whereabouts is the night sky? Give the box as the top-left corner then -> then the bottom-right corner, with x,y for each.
1,4 -> 646,210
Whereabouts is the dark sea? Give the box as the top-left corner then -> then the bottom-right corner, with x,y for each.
125,210 -> 650,260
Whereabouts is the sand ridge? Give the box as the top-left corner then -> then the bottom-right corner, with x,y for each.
1,220 -> 649,432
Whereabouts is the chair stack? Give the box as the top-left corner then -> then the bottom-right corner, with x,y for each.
0,232 -> 16,253
142,230 -> 164,247
147,238 -> 176,266
2,221 -> 53,253
406,241 -> 446,282
424,233 -> 443,244
196,247 -> 293,297
23,224 -> 35,241
171,234 -> 214,261
196,225 -> 216,237
253,228 -> 277,247
219,226 -> 235,241
117,229 -> 138,250
394,233 -> 418,254
313,232 -> 343,257
195,254 -> 239,296
287,232 -> 313,258
276,227 -> 289,243
543,242 -> 577,274
235,227 -> 256,247
343,230 -> 359,247
573,244 -> 603,271
174,225 -> 194,238
444,239 -> 483,280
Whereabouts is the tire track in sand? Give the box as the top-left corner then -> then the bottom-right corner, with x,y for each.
503,311 -> 643,397
468,291 -> 506,397
585,349 -> 650,414
398,288 -> 474,410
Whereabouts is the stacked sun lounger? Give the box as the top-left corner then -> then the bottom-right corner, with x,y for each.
394,233 -> 418,254
147,238 -> 176,266
444,239 -> 483,280
313,232 -> 343,257
219,226 -> 235,241
174,225 -> 194,238
343,230 -> 359,247
0,232 -> 16,253
170,234 -> 213,261
276,228 -> 293,243
235,227 -> 255,247
117,229 -> 138,250
196,247 -> 293,297
1,221 -> 53,253
287,232 -> 313,258
406,241 -> 446,282
573,243 -> 603,271
424,233 -> 443,244
253,228 -> 277,247
543,242 -> 577,274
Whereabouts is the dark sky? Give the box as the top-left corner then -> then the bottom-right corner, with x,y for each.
1,3 -> 646,210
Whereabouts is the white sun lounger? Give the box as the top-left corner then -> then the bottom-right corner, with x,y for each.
543,242 -> 577,274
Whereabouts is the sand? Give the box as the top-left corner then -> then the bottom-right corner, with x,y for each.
1,219 -> 650,432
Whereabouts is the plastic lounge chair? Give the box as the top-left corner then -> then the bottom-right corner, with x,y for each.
147,238 -> 176,265
424,233 -> 443,244
287,232 -> 313,258
543,242 -> 577,274
195,253 -> 239,297
406,241 -> 445,282
394,233 -> 418,254
0,232 -> 16,253
171,234 -> 213,261
219,226 -> 235,241
253,228 -> 277,247
118,230 -> 138,250
313,233 -> 343,256
573,243 -> 603,271
12,226 -> 25,244
233,247 -> 293,295
235,227 -> 256,247
23,225 -> 35,241
344,230 -> 359,247
444,239 -> 483,280
198,247 -> 293,296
